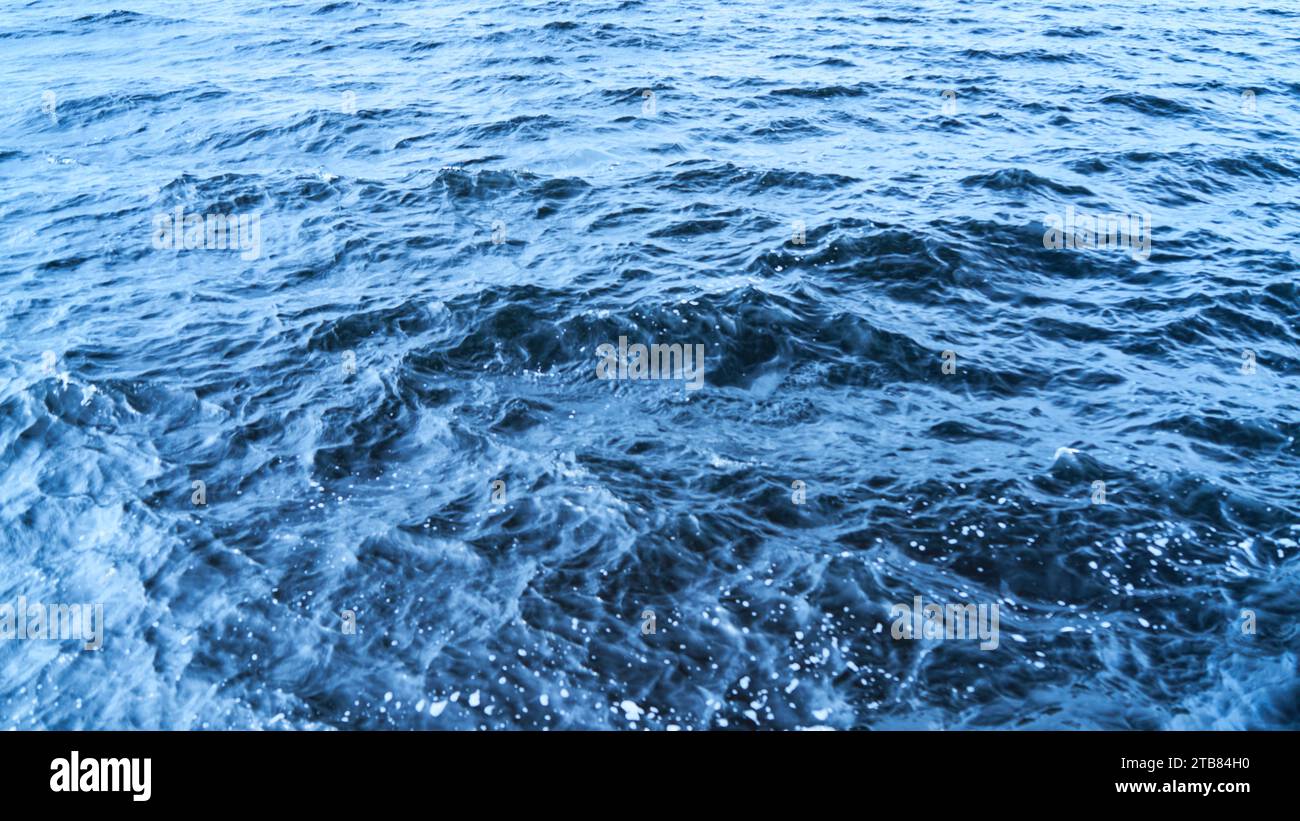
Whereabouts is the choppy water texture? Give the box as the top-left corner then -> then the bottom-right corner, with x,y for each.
1,0 -> 1298,730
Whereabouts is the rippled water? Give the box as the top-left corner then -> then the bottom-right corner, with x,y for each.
1,0 -> 1298,729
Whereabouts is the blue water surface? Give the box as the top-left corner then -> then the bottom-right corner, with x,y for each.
1,0 -> 1298,729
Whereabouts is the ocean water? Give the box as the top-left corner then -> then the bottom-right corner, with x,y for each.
1,0 -> 1298,730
